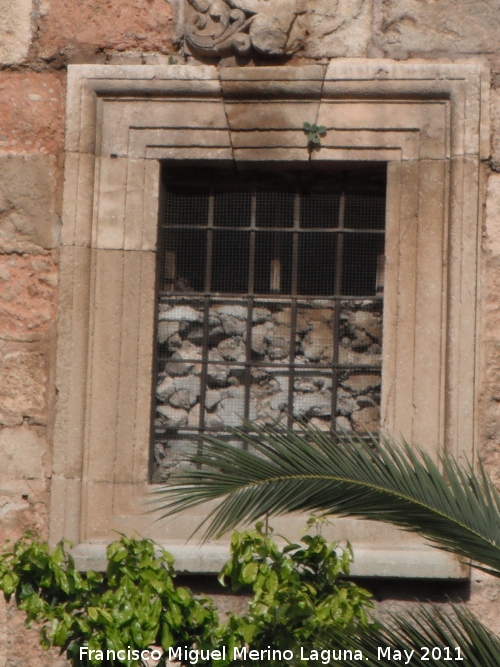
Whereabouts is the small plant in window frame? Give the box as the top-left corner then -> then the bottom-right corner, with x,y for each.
303,121 -> 327,150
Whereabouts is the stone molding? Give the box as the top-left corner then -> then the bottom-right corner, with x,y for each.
52,62 -> 487,577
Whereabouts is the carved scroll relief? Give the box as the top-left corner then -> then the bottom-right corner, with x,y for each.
184,0 -> 307,57
185,0 -> 253,56
185,0 -> 255,56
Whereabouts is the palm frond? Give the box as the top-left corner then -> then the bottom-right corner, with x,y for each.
385,606 -> 500,667
321,605 -> 500,666
152,423 -> 500,575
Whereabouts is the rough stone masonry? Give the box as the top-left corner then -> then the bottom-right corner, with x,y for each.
153,298 -> 382,481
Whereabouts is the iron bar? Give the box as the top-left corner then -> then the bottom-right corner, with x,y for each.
331,192 -> 346,431
287,191 -> 301,429
197,191 -> 214,455
243,193 -> 257,437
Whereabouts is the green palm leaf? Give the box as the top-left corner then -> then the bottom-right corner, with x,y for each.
152,423 -> 500,576
384,606 -> 500,667
321,605 -> 500,666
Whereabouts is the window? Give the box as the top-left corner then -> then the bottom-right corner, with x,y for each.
153,165 -> 386,482
52,63 -> 483,577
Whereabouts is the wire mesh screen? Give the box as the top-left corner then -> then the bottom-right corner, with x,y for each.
152,168 -> 386,482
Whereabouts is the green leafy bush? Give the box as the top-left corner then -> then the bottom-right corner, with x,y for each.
0,533 -> 217,667
214,519 -> 375,666
0,524 -> 375,667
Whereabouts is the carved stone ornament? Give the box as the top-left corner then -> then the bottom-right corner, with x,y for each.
185,0 -> 311,57
185,0 -> 255,56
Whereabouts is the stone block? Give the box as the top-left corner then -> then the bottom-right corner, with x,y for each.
142,160 -> 162,253
0,253 -> 57,341
485,173 -> 500,258
61,152 -> 95,247
225,101 -> 320,132
0,154 -> 59,248
248,0 -> 299,55
0,72 -> 65,155
0,341 -> 48,426
491,89 -> 500,168
0,426 -> 46,483
219,65 -> 324,98
376,0 -> 500,57
38,0 -> 174,60
117,251 -> 156,484
299,0 -> 371,58
0,0 -> 31,64
480,173 -> 500,452
95,157 -> 128,249
351,406 -> 380,433
129,129 -> 231,159
317,100 -> 447,160
342,374 -> 381,393
99,97 -> 226,157
52,247 -> 91,479
0,490 -> 49,544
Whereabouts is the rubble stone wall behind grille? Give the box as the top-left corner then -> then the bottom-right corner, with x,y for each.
153,298 -> 382,481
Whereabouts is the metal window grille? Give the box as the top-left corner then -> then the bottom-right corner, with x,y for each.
152,167 -> 386,482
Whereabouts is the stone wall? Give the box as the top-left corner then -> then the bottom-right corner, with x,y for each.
2,0 -> 500,663
153,298 -> 382,482
0,1 -> 175,663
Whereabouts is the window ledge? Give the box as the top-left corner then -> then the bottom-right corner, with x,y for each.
71,542 -> 468,579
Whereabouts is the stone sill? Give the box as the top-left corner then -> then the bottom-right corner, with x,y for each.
72,542 -> 469,579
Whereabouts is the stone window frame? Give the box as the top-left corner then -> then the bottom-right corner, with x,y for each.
51,61 -> 487,577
